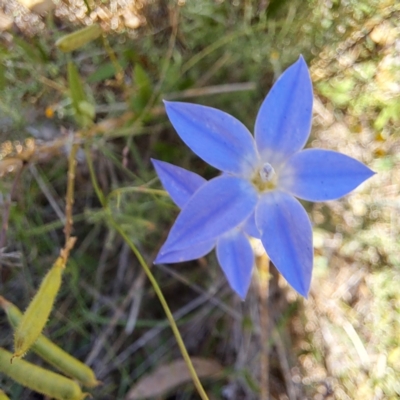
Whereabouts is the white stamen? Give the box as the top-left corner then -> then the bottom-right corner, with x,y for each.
259,163 -> 275,182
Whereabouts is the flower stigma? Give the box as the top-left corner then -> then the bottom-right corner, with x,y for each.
252,162 -> 277,192
260,163 -> 275,182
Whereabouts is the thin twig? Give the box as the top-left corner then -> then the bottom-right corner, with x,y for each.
64,142 -> 79,244
0,112 -> 135,179
60,236 -> 77,264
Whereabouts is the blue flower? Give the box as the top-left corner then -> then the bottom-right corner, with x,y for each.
152,159 -> 256,299
153,56 -> 374,298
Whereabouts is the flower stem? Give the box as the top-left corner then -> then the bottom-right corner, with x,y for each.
84,145 -> 209,400
64,143 -> 79,245
109,186 -> 168,199
109,220 -> 209,400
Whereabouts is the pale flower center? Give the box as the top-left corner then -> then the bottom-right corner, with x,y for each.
259,163 -> 275,182
251,162 -> 277,192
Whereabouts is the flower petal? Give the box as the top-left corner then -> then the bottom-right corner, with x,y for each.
241,212 -> 261,239
255,56 -> 313,167
152,159 -> 206,208
155,240 -> 215,264
159,175 -> 258,253
256,191 -> 313,297
216,230 -> 254,299
164,101 -> 259,176
279,149 -> 375,201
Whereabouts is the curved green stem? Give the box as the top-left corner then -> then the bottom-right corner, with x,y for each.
84,145 -> 209,400
109,186 -> 168,199
109,220 -> 209,400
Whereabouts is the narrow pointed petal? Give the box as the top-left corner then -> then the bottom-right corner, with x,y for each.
164,101 -> 259,176
216,230 -> 254,299
152,159 -> 206,208
256,191 -> 313,297
279,149 -> 375,201
159,175 -> 258,253
155,240 -> 215,264
255,56 -> 313,167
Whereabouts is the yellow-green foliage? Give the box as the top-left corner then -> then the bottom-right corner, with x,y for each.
13,257 -> 65,360
0,348 -> 88,400
67,61 -> 95,128
0,389 -> 10,400
0,297 -> 99,388
55,24 -> 102,52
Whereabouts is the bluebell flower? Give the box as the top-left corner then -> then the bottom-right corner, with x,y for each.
153,56 -> 374,298
152,159 -> 256,299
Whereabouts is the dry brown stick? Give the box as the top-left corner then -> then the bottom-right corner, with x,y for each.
64,142 -> 79,244
257,252 -> 270,400
0,112 -> 135,179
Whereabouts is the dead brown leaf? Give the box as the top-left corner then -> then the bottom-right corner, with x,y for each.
125,357 -> 223,399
